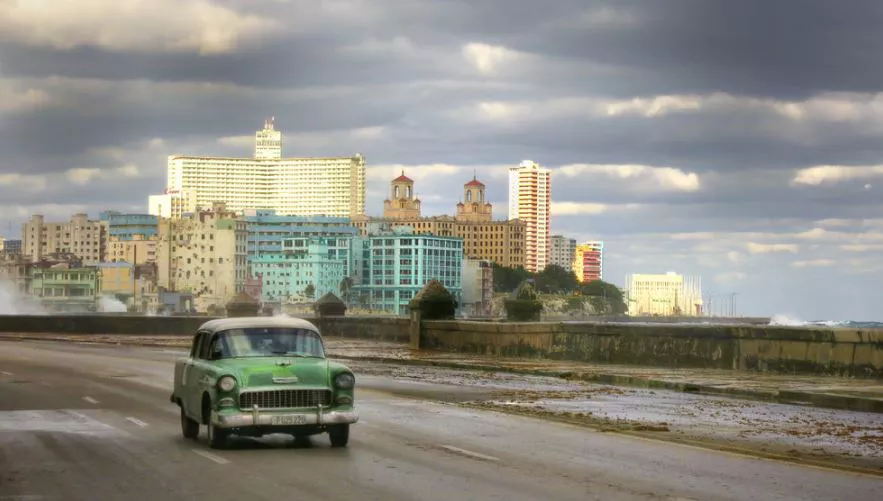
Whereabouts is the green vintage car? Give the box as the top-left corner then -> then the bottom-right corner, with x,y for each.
170,316 -> 358,449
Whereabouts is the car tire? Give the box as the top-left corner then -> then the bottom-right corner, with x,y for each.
181,407 -> 199,440
206,419 -> 230,449
328,424 -> 349,448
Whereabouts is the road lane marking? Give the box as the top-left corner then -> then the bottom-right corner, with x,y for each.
125,417 -> 148,427
440,445 -> 500,462
82,396 -> 99,404
0,371 -> 12,376
192,449 -> 230,464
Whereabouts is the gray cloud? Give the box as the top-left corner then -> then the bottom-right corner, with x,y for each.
1,0 -> 882,320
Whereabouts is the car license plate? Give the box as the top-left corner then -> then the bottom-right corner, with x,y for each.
271,415 -> 308,425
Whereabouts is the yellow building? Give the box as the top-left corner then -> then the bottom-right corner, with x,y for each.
106,235 -> 158,265
573,241 -> 604,283
21,213 -> 106,265
626,272 -> 703,317
353,174 -> 526,268
156,202 -> 248,312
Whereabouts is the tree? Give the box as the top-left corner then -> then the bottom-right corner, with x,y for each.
339,277 -> 353,304
579,280 -> 627,315
303,284 -> 315,300
492,263 -> 532,292
535,264 -> 580,294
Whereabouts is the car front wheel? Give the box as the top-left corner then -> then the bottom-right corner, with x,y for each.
328,424 -> 349,448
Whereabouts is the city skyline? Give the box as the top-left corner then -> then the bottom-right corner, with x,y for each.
1,1 -> 881,320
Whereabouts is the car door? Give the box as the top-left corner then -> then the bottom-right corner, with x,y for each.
182,330 -> 208,419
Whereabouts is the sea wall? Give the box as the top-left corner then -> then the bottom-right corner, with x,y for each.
0,314 -> 879,378
420,321 -> 883,379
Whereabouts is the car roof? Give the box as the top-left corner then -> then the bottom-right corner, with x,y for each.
197,316 -> 321,334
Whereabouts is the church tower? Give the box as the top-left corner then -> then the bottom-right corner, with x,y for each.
383,171 -> 421,219
455,176 -> 493,222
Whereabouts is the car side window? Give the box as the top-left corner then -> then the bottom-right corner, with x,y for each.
189,332 -> 204,358
198,332 -> 216,360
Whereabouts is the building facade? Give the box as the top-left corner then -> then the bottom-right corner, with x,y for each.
549,235 -> 576,271
461,258 -> 494,317
27,264 -> 100,312
352,229 -> 464,315
353,175 -> 526,268
157,120 -> 366,218
508,160 -> 551,273
156,202 -> 248,312
625,272 -> 703,317
21,213 -> 106,265
253,236 -> 354,304
148,189 -> 197,219
573,241 -> 604,282
102,212 -> 160,265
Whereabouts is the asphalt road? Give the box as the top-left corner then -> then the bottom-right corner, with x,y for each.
1,340 -> 881,501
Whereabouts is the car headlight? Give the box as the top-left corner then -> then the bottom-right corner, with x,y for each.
334,372 -> 355,389
217,375 -> 236,392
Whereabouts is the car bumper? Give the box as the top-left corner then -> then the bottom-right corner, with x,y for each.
210,407 -> 359,429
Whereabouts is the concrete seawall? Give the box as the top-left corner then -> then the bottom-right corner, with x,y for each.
421,321 -> 883,379
0,314 -> 880,379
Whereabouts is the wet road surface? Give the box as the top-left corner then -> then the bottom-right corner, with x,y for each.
1,340 -> 882,501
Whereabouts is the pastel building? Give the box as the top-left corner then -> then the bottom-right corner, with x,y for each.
154,119 -> 366,218
573,241 -> 604,282
353,228 -> 464,315
625,272 -> 703,317
101,212 -> 160,265
508,160 -> 551,273
252,236 -> 356,303
27,264 -> 100,312
21,213 -> 107,265
156,202 -> 248,312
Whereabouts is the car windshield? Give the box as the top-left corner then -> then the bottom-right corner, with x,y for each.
210,327 -> 325,359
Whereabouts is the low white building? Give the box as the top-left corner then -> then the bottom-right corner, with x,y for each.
461,258 -> 494,317
626,272 -> 703,317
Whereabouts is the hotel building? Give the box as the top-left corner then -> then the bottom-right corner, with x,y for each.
508,160 -> 551,273
625,272 -> 703,317
154,119 -> 366,218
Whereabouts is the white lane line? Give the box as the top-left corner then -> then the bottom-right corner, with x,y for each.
0,371 -> 12,376
82,396 -> 99,404
192,449 -> 230,464
125,417 -> 148,427
440,445 -> 500,462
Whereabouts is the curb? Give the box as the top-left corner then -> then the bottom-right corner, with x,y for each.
330,354 -> 883,414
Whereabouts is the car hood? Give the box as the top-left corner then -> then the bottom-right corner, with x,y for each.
212,357 -> 331,388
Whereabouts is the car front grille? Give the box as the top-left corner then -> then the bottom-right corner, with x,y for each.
239,389 -> 332,409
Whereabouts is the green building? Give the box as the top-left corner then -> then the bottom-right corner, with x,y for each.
27,265 -> 100,312
353,228 -> 464,315
252,236 -> 359,303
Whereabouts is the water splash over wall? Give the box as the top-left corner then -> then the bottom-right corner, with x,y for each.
0,279 -> 46,315
98,295 -> 128,313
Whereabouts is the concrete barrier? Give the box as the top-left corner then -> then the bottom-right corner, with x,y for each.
0,314 -> 411,343
420,321 -> 883,379
1,314 -> 880,378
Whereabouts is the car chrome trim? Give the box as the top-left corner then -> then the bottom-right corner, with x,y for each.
272,376 -> 299,384
211,408 -> 359,429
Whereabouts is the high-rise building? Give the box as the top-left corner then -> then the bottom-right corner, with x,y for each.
353,174 -> 526,268
508,160 -> 551,273
148,189 -> 197,220
550,235 -> 577,271
573,241 -> 604,282
21,213 -> 107,265
625,272 -> 703,317
155,119 -> 366,218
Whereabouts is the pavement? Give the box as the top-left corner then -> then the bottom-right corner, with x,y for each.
1,339 -> 882,500
2,332 -> 881,414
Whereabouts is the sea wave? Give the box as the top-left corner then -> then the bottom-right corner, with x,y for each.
769,314 -> 883,329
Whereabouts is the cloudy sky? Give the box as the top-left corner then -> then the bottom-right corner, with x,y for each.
2,0 -> 883,320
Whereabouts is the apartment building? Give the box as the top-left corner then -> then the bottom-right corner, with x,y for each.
154,119 -> 366,218
626,272 -> 703,317
21,213 -> 106,265
253,236 -> 355,304
148,189 -> 197,219
353,174 -> 526,268
550,235 -> 577,271
156,202 -> 248,312
573,241 -> 604,282
508,160 -> 551,273
102,212 -> 160,265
